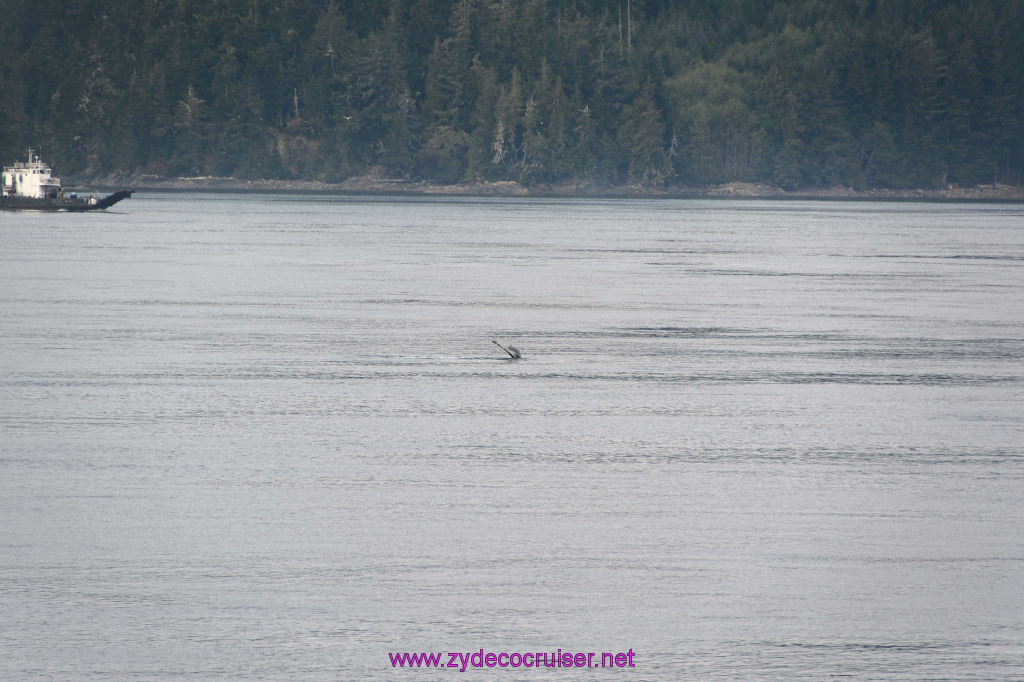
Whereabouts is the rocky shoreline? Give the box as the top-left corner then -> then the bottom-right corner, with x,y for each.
77,172 -> 1024,201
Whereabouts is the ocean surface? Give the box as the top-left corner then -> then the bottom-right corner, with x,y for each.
2,193 -> 1023,680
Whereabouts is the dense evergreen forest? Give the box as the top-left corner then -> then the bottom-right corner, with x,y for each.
2,0 -> 1022,189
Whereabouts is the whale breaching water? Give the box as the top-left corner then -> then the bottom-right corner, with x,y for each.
492,340 -> 521,359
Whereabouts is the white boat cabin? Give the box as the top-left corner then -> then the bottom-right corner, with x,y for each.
2,150 -> 62,199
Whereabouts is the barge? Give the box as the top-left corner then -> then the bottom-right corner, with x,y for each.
1,150 -> 131,211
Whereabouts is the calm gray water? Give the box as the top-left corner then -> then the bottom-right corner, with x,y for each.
2,194 -> 1023,680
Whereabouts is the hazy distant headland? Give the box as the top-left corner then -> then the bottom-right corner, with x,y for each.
4,0 -> 1022,195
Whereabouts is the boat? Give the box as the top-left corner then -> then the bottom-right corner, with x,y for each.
1,150 -> 132,211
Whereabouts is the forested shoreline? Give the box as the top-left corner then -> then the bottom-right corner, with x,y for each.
2,0 -> 1022,191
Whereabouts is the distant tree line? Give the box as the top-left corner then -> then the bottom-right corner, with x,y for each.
1,0 -> 1021,189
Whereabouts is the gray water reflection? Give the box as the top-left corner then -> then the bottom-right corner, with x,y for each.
1,194 -> 1023,680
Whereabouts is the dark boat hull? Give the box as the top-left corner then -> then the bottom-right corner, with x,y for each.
0,190 -> 132,211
